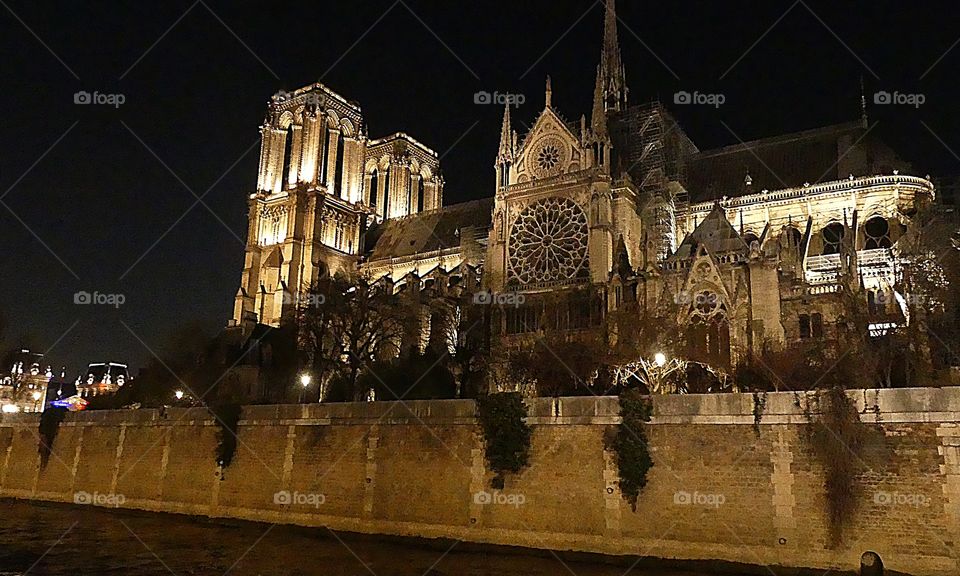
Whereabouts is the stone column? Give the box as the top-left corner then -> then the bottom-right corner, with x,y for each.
286,125 -> 303,189
363,172 -> 374,206
340,137 -> 356,202
324,128 -> 341,193
409,172 -> 420,214
256,125 -> 270,191
389,161 -> 410,218
268,127 -> 286,194
423,180 -> 438,213
299,113 -> 322,185
377,167 -> 388,218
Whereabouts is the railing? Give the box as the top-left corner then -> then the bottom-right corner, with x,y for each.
804,248 -> 895,285
685,174 -> 933,214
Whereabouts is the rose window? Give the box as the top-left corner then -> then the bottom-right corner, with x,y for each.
530,136 -> 568,178
537,145 -> 560,171
508,197 -> 589,285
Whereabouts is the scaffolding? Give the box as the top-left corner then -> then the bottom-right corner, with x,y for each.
612,101 -> 697,261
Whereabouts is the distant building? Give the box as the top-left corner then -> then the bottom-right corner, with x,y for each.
76,362 -> 130,398
0,349 -> 58,413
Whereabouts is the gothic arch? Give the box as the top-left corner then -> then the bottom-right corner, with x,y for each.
863,215 -> 892,250
325,110 -> 341,129
277,110 -> 294,129
821,222 -> 845,255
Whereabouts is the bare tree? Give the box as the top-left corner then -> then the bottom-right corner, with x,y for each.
298,274 -> 408,401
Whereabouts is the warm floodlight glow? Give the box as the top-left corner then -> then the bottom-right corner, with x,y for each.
654,352 -> 667,367
32,392 -> 41,401
300,374 -> 312,388
175,390 -> 184,400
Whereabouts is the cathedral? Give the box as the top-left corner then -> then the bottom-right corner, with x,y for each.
230,0 -> 934,373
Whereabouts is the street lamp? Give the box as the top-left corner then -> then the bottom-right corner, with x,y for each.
175,390 -> 184,400
299,374 -> 312,403
654,352 -> 667,367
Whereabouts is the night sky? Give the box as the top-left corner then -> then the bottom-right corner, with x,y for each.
1,0 -> 958,376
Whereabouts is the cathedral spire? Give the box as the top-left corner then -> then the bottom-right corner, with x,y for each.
545,75 -> 553,108
591,65 -> 608,139
498,103 -> 513,163
598,0 -> 627,112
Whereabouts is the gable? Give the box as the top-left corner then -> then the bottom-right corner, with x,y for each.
514,107 -> 583,182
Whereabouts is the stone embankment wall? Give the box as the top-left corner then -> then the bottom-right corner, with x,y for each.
1,388 -> 958,575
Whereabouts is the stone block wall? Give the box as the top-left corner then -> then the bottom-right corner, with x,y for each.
1,390 -> 959,575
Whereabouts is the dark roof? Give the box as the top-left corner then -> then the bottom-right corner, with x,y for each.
681,121 -> 909,203
363,198 -> 493,261
669,204 -> 747,261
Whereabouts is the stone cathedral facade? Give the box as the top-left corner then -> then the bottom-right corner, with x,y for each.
231,0 -> 934,370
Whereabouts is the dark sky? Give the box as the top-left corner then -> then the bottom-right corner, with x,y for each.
1,0 -> 958,376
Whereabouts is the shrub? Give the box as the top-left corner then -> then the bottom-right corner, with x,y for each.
475,392 -> 532,488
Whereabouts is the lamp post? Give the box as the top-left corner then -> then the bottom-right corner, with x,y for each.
299,374 -> 312,403
31,391 -> 41,412
174,390 -> 184,401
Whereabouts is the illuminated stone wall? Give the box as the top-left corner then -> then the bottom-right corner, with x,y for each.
1,389 -> 958,576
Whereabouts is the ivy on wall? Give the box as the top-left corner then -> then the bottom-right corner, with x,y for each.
210,403 -> 243,472
37,407 -> 68,470
804,386 -> 872,547
475,392 -> 532,489
610,388 -> 653,511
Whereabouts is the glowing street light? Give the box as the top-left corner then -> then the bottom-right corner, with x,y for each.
654,352 -> 667,367
299,373 -> 312,403
31,391 -> 42,401
174,390 -> 184,400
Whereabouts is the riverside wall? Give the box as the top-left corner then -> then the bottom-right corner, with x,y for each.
1,388 -> 958,575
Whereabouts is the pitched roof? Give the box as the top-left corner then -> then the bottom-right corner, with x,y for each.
669,204 -> 747,261
363,198 -> 493,261
681,121 -> 909,203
